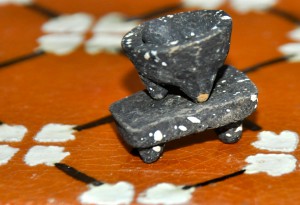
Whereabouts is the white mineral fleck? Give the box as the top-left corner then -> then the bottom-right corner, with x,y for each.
178,126 -> 187,131
152,146 -> 162,152
250,94 -> 258,102
144,52 -> 150,60
154,130 -> 163,141
187,117 -> 201,123
235,125 -> 243,132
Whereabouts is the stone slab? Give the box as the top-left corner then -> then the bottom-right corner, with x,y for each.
110,65 -> 258,149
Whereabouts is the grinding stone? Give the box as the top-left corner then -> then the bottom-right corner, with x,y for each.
110,65 -> 258,162
122,10 -> 232,102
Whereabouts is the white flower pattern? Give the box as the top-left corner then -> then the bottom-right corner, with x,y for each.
79,182 -> 135,205
38,12 -> 139,55
0,123 -> 73,167
245,130 -> 299,176
0,0 -> 32,5
1,1 -> 300,204
182,0 -> 278,13
0,145 -> 19,165
85,13 -> 140,54
278,43 -> 300,62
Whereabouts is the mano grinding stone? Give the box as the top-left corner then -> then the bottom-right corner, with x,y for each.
122,10 -> 232,103
110,65 -> 258,163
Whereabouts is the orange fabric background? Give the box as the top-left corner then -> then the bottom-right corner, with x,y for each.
0,0 -> 300,204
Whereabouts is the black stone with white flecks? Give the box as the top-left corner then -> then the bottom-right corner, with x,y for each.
122,10 -> 232,103
110,65 -> 258,163
215,121 -> 243,144
138,144 -> 165,164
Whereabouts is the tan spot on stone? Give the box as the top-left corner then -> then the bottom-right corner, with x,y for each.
197,93 -> 209,102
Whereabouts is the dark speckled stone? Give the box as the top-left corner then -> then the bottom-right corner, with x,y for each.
122,10 -> 232,103
110,65 -> 258,163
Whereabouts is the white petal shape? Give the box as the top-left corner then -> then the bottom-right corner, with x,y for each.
278,43 -> 300,62
0,0 -> 32,5
288,27 -> 300,41
92,13 -> 140,33
42,13 -> 94,33
24,145 -> 70,166
244,154 -> 297,176
137,183 -> 195,205
252,130 -> 299,152
0,145 -> 19,165
37,33 -> 84,55
79,182 -> 135,205
0,123 -> 27,142
230,0 -> 278,14
85,33 -> 123,54
34,123 -> 76,142
182,0 -> 226,9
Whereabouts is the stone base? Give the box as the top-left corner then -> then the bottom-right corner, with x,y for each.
110,65 -> 258,163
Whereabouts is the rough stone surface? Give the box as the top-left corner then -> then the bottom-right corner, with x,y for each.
110,65 -> 258,162
215,121 -> 243,144
122,10 -> 232,102
139,144 -> 165,164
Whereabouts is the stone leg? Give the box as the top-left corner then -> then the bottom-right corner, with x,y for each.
139,74 -> 168,100
215,121 -> 243,144
179,75 -> 216,103
138,144 -> 165,164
